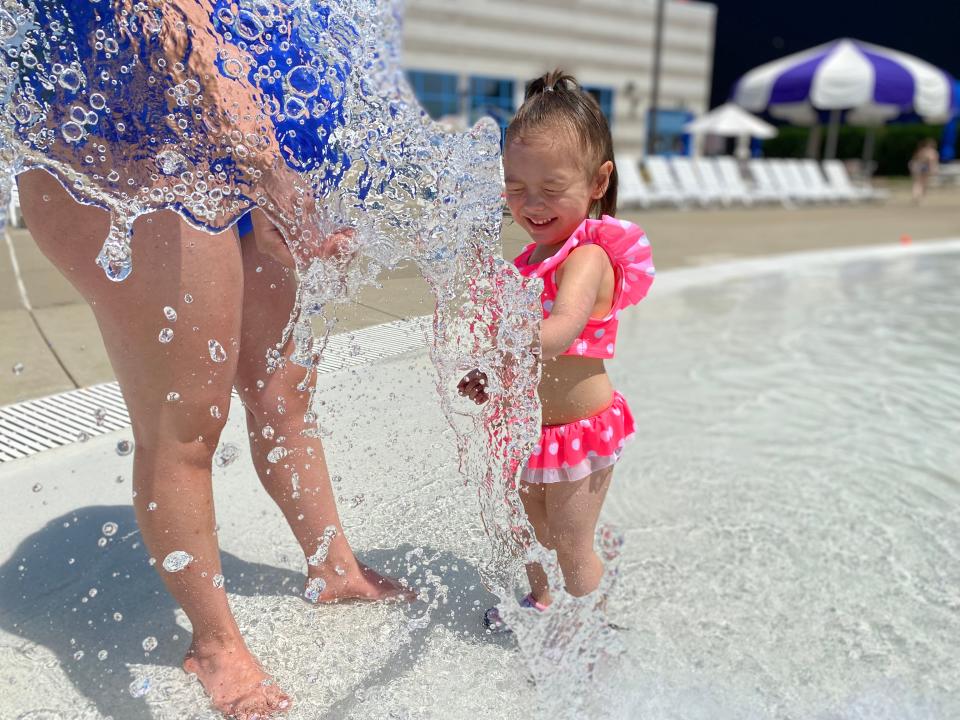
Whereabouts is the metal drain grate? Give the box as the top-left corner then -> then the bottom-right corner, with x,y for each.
0,381 -> 130,461
0,315 -> 432,462
317,316 -> 432,373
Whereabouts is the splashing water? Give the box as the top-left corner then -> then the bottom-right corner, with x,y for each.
266,446 -> 289,464
214,442 -> 240,468
161,551 -> 193,573
208,339 -> 227,363
306,525 -> 338,567
303,576 -> 326,603
128,677 -> 151,698
0,0 -> 612,714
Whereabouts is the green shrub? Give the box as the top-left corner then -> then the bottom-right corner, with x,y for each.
761,124 -> 945,175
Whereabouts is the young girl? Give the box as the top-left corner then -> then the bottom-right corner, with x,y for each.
458,70 -> 654,630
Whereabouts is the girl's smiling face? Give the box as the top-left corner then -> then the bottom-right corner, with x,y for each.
503,132 -> 612,247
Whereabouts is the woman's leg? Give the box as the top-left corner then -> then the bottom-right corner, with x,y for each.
18,170 -> 288,719
234,217 -> 409,601
543,468 -> 613,597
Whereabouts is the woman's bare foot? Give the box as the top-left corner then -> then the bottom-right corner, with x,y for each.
183,637 -> 291,719
304,560 -> 416,604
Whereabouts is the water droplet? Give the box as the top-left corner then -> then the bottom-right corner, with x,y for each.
88,588 -> 98,598
261,425 -> 275,440
32,483 -> 42,492
210,405 -> 221,419
208,339 -> 227,363
155,149 -> 187,176
116,439 -> 133,456
166,391 -> 180,402
129,677 -> 151,698
102,522 -> 118,537
61,121 -> 85,143
58,67 -> 83,91
183,293 -> 193,304
213,574 -> 225,589
163,306 -> 178,322
11,362 -> 24,375
307,526 -> 338,567
141,636 -> 158,652
73,650 -> 84,661
159,328 -> 174,343
162,551 -> 193,573
76,431 -> 91,443
215,442 -> 240,467
96,220 -> 133,282
147,502 -> 157,511
93,407 -> 108,425
304,577 -> 326,603
266,446 -> 288,464
97,537 -> 108,548
113,612 -> 123,621
97,649 -> 109,661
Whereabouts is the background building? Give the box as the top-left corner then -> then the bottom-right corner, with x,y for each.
402,0 -> 717,155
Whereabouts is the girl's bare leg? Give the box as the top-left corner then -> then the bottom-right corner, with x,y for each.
520,482 -> 555,605
19,169 -> 289,719
543,468 -> 613,597
235,220 -> 410,601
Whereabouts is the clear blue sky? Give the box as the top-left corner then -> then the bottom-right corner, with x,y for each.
709,0 -> 960,107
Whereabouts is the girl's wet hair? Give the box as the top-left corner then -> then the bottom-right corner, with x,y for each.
506,69 -> 617,218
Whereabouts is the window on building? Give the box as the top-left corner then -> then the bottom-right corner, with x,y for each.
583,85 -> 615,126
407,70 -> 460,120
469,76 -> 515,139
647,108 -> 694,156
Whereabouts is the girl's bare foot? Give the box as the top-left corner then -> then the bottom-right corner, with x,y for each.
183,637 -> 290,719
304,560 -> 416,604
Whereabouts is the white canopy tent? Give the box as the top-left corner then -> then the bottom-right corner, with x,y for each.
682,103 -> 778,157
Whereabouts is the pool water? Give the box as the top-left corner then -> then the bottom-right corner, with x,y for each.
2,245 -> 958,719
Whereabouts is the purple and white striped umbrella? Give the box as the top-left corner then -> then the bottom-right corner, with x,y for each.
734,39 -> 956,126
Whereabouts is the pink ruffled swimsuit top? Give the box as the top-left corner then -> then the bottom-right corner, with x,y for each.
513,215 -> 655,359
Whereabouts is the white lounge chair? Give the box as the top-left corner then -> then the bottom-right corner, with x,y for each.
615,154 -> 655,209
769,159 -> 819,203
671,156 -> 718,206
822,159 -> 888,202
697,156 -> 749,206
791,159 -> 835,202
644,155 -> 688,206
747,159 -> 791,206
715,156 -> 773,205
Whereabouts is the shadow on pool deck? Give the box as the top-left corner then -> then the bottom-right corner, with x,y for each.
0,505 -> 504,720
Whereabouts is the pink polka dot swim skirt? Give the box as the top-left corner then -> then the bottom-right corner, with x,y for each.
521,392 -> 635,484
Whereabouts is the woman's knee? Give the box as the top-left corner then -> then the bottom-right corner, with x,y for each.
130,394 -> 232,461
238,378 -> 311,434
